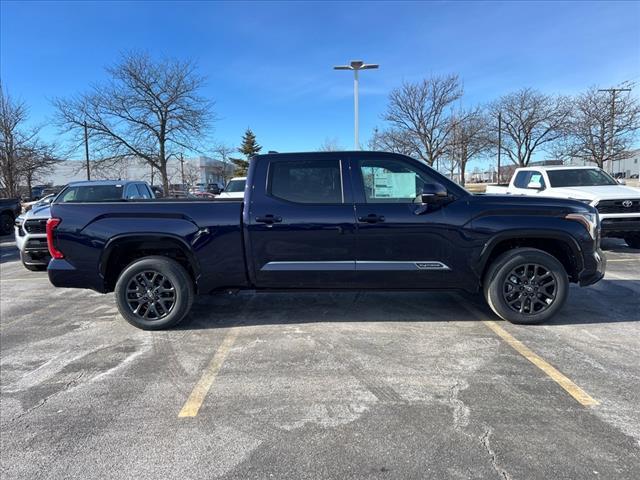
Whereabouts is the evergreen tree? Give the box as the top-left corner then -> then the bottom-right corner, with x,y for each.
231,128 -> 262,175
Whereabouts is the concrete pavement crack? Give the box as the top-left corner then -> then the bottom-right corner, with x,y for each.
480,426 -> 512,480
10,370 -> 86,423
448,380 -> 470,432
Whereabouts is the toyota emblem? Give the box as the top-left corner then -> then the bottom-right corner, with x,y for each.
622,200 -> 633,208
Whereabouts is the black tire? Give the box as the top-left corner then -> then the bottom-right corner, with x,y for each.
0,212 -> 13,235
483,248 -> 568,325
115,256 -> 194,330
624,234 -> 640,249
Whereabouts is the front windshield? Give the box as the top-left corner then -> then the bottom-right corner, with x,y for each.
225,180 -> 246,193
547,169 -> 617,188
57,185 -> 124,202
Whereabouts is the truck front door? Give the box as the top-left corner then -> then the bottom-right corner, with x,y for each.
350,154 -> 465,289
247,155 -> 357,288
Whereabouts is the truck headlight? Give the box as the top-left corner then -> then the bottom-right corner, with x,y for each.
565,213 -> 599,240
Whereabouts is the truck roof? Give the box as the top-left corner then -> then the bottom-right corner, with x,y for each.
66,180 -> 146,187
517,165 -> 600,171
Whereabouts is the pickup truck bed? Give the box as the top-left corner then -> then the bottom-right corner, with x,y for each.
47,151 -> 605,330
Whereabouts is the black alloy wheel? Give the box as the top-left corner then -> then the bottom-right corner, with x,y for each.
125,270 -> 177,320
115,256 -> 194,330
501,263 -> 558,315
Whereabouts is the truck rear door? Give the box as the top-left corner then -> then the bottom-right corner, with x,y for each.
246,154 -> 357,288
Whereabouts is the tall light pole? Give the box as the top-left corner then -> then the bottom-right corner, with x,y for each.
334,60 -> 379,150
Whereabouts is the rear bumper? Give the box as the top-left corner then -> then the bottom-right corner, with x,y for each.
578,247 -> 606,286
48,259 -> 106,293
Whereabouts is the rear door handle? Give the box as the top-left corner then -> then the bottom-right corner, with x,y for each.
358,214 -> 385,224
256,214 -> 282,224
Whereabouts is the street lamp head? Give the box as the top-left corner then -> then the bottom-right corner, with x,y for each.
361,64 -> 379,70
333,65 -> 352,70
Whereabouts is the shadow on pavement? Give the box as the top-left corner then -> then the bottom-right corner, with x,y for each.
0,235 -> 19,264
176,281 -> 639,331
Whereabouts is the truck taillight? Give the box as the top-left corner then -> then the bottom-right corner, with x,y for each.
46,218 -> 64,259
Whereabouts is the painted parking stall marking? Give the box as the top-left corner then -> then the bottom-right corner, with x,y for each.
483,320 -> 599,407
178,327 -> 240,418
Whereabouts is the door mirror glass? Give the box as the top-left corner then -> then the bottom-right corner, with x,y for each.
421,183 -> 448,203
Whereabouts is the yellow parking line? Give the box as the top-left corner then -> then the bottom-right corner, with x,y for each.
484,321 -> 599,407
178,327 -> 239,418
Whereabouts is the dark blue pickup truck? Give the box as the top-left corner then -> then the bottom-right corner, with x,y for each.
47,151 -> 605,329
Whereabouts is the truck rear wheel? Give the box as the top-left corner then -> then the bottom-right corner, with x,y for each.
484,248 -> 568,324
115,256 -> 194,330
624,234 -> 640,249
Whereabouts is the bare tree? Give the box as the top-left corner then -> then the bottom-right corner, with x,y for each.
53,52 -> 215,193
20,144 -> 59,195
368,127 -> 420,156
443,109 -> 491,186
318,137 -> 343,151
212,143 -> 235,184
562,86 -> 640,168
0,83 -> 57,197
383,74 -> 462,166
490,88 -> 571,167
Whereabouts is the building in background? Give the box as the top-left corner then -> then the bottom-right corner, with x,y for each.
41,155 -> 235,188
565,149 -> 640,178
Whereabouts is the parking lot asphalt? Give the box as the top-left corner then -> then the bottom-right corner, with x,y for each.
1,235 -> 639,479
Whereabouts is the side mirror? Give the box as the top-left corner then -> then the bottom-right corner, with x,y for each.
617,179 -> 626,185
527,181 -> 544,190
421,183 -> 448,204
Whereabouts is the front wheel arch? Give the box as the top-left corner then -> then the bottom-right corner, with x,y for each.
480,233 -> 582,284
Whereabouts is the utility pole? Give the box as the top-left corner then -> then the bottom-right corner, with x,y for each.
179,153 -> 185,188
497,112 -> 502,183
83,121 -> 90,180
598,87 -> 632,174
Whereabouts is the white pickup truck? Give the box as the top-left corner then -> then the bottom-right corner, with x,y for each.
485,166 -> 640,248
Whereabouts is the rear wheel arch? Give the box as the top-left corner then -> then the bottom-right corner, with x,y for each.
101,234 -> 199,293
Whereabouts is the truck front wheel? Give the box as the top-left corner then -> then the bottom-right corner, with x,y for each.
484,248 -> 568,324
115,256 -> 194,330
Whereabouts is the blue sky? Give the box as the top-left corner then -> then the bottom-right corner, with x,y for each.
1,0 -> 639,168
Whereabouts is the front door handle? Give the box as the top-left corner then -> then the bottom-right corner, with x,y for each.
256,214 -> 282,224
358,214 -> 385,224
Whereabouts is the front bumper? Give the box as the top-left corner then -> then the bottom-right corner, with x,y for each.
578,247 -> 606,286
22,237 -> 51,266
599,215 -> 640,237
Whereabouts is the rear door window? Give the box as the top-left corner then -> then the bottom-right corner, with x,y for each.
269,160 -> 343,204
136,184 -> 152,199
513,171 -> 545,189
